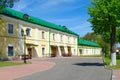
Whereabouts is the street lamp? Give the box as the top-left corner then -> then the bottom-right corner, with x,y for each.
21,29 -> 29,64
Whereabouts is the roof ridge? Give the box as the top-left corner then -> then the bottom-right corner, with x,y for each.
78,38 -> 100,47
1,7 -> 78,36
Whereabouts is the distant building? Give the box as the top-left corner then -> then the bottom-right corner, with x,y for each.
78,38 -> 102,56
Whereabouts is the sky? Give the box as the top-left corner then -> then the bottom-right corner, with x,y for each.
13,0 -> 92,37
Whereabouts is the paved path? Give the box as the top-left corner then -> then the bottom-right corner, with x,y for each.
113,70 -> 120,80
0,60 -> 55,80
15,57 -> 112,80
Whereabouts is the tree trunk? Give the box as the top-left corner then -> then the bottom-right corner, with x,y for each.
110,26 -> 116,66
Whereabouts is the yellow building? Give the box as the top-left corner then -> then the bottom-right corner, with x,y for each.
78,38 -> 102,56
0,8 -> 78,59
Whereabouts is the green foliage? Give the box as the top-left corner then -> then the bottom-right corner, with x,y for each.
0,0 -> 20,10
88,0 -> 120,65
0,61 -> 24,67
116,27 -> 120,43
82,32 -> 110,56
104,55 -> 120,69
88,0 -> 120,32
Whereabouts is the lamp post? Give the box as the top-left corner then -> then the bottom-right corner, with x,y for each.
21,29 -> 29,64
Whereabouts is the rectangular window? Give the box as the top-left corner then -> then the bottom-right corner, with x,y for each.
26,27 -> 31,37
42,47 -> 45,55
42,31 -> 45,39
53,33 -> 55,40
61,35 -> 63,41
74,49 -> 76,54
7,23 -> 14,34
68,37 -> 70,43
8,45 -> 14,56
74,38 -> 76,43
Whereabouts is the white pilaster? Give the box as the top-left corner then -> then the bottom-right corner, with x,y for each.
18,24 -> 23,59
35,28 -> 38,45
58,46 -> 62,56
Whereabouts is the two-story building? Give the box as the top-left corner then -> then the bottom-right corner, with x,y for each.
0,7 -> 78,59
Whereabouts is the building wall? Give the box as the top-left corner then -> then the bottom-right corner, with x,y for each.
78,45 -> 102,56
0,15 -> 78,59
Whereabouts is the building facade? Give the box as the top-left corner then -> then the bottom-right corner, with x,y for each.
78,38 -> 102,56
0,8 -> 78,59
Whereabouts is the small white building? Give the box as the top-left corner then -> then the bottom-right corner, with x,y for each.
78,38 -> 102,56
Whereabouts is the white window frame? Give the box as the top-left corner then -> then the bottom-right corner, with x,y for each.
53,33 -> 55,40
7,44 -> 14,56
42,46 -> 45,56
60,35 -> 63,41
74,38 -> 76,43
7,22 -> 14,34
41,30 -> 45,39
68,37 -> 70,43
26,27 -> 32,37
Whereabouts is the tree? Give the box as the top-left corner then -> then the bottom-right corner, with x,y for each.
88,0 -> 120,66
82,32 -> 110,57
116,27 -> 120,43
0,0 -> 19,9
82,32 -> 97,41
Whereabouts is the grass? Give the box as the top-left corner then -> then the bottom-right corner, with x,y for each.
79,55 -> 102,57
104,55 -> 120,69
0,61 -> 31,67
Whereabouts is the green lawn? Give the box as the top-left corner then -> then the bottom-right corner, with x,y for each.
104,56 -> 120,69
0,61 -> 25,67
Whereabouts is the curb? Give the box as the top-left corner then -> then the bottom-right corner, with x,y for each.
102,57 -> 114,80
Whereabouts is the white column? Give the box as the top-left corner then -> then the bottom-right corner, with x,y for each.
35,47 -> 38,57
35,28 -> 38,45
18,24 -> 23,59
64,45 -> 68,54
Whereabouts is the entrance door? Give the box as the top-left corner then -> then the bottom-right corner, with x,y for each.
79,49 -> 82,55
28,47 -> 37,58
51,46 -> 58,57
68,47 -> 71,54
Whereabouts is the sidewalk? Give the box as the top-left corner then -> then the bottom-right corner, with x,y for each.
113,70 -> 120,80
0,59 -> 55,80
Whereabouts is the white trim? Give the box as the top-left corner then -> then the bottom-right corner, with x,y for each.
26,27 -> 32,37
41,46 -> 45,56
41,30 -> 45,39
35,28 -> 38,45
18,24 -> 23,56
52,33 -> 56,40
7,44 -> 14,56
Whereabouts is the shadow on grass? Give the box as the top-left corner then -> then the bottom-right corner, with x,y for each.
73,62 -> 105,66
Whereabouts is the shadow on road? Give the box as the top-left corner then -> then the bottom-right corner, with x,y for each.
73,62 -> 105,66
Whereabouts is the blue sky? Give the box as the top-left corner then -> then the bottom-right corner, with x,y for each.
13,0 -> 92,37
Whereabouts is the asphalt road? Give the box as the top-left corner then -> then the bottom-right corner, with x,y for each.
15,57 -> 112,80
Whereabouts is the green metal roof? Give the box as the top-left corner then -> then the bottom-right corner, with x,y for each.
1,7 -> 78,36
78,38 -> 100,47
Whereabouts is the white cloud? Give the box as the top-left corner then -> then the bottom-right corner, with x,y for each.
13,0 -> 35,11
40,0 -> 75,8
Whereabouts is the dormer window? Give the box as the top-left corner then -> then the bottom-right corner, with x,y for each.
23,14 -> 29,19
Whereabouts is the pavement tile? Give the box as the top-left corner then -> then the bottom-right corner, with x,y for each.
0,59 -> 55,80
113,70 -> 120,80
